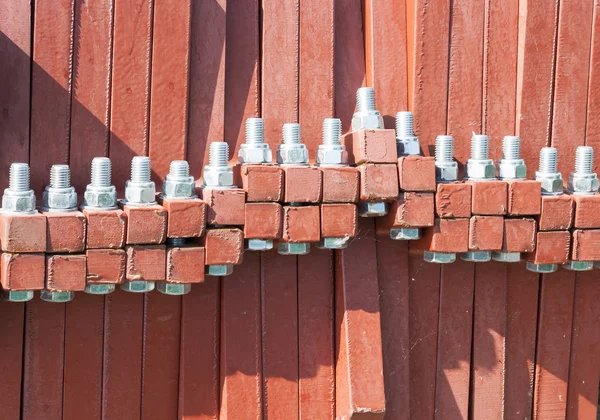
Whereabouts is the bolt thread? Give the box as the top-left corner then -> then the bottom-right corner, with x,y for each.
9,163 -> 30,192
471,134 -> 489,160
50,165 -> 71,188
209,142 -> 229,166
356,87 -> 376,112
322,118 -> 342,145
575,145 -> 594,174
245,118 -> 265,145
502,136 -> 520,160
131,156 -> 151,183
169,160 -> 190,178
539,147 -> 558,173
396,112 -> 415,138
90,157 -> 111,187
282,123 -> 301,144
435,136 -> 454,162
168,238 -> 186,247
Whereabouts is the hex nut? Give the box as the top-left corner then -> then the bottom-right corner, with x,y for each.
389,227 -> 421,241
238,144 -> 272,164
435,162 -> 459,183
84,185 -> 118,209
156,282 -> 191,295
351,112 -> 384,131
203,168 -> 235,188
526,262 -> 558,273
125,181 -> 156,205
423,251 -> 456,264
2,189 -> 36,214
2,290 -> 34,302
562,260 -> 594,271
466,160 -> 496,180
120,280 -> 155,293
277,242 -> 310,255
316,146 -> 348,166
42,187 -> 78,211
498,160 -> 527,180
40,290 -> 74,303
491,251 -> 521,263
276,146 -> 309,165
567,173 -> 600,194
397,139 -> 420,157
84,284 -> 116,295
358,201 -> 388,217
536,172 -> 564,195
317,237 -> 351,249
460,251 -> 491,262
246,239 -> 274,251
163,176 -> 195,198
206,264 -> 234,276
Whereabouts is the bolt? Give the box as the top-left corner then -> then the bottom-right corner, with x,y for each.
206,264 -> 234,276
246,117 -> 264,144
396,111 -> 420,156
498,136 -> 526,180
42,164 -> 78,212
465,134 -> 495,180
276,123 -> 309,165
575,146 -> 594,174
563,260 -> 594,271
204,142 -> 235,188
435,135 -> 458,182
526,262 -> 558,273
461,251 -> 492,262
535,147 -> 563,195
390,227 -> 421,241
357,87 -> 376,112
50,164 -> 70,188
278,242 -> 310,256
317,237 -> 352,250
352,87 -> 384,130
91,157 -> 111,187
168,237 -> 186,247
2,290 -> 34,302
84,284 -> 116,295
40,290 -> 74,303
162,160 -> 196,198
9,163 -> 30,192
423,251 -> 456,264
239,118 -> 272,164
157,282 -> 191,296
317,118 -> 348,166
567,145 -> 599,194
358,201 -> 388,218
491,251 -> 521,263
83,157 -> 118,210
2,163 -> 36,214
125,156 -> 157,205
131,156 -> 151,182
121,281 -> 156,293
246,238 -> 274,252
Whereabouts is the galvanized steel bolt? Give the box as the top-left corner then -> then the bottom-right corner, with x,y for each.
83,157 -> 118,210
396,111 -> 420,156
2,163 -> 36,214
276,123 -> 309,165
567,146 -> 599,195
316,118 -> 348,167
465,134 -> 495,180
434,135 -> 458,182
238,118 -> 273,164
352,87 -> 384,130
498,136 -> 526,180
125,156 -> 156,205
204,142 -> 235,188
162,160 -> 196,198
535,147 -> 563,195
42,164 -> 78,212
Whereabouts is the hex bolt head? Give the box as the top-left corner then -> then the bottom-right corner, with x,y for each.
83,157 -> 118,210
498,136 -> 526,180
536,147 -> 564,195
125,157 -> 157,205
277,123 -> 309,165
567,146 -> 599,195
562,260 -> 594,271
2,289 -> 34,302
526,262 -> 558,273
277,242 -> 310,255
40,290 -> 75,303
204,142 -> 235,188
42,165 -> 78,212
2,162 -> 36,214
245,239 -> 274,252
316,237 -> 352,249
162,160 -> 196,198
389,227 -> 421,241
156,281 -> 191,295
465,134 -> 495,181
317,118 -> 348,167
491,251 -> 521,263
352,87 -> 384,130
206,264 -> 234,276
460,251 -> 492,262
120,281 -> 156,293
84,284 -> 116,295
423,251 -> 456,264
239,118 -> 273,164
435,135 -> 458,182
357,201 -> 388,218
396,111 -> 421,156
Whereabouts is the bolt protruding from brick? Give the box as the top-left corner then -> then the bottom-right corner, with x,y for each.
283,123 -> 301,144
575,146 -> 594,175
131,156 -> 151,183
396,111 -> 420,156
84,158 -> 117,210
168,237 -> 186,247
239,118 -> 272,164
466,134 -> 495,180
536,147 -> 563,195
322,118 -> 342,145
2,163 -> 36,215
352,87 -> 384,130
498,136 -> 526,180
50,164 -> 71,189
162,160 -> 195,199
471,135 -> 489,160
125,156 -> 156,205
209,142 -> 230,166
539,147 -> 558,174
435,135 -> 458,182
502,136 -> 520,160
43,164 -> 78,212
317,118 -> 347,166
277,123 -> 309,165
9,163 -> 30,192
169,160 -> 190,178
204,142 -> 235,188
567,145 -> 599,195
356,87 -> 376,112
245,118 -> 264,145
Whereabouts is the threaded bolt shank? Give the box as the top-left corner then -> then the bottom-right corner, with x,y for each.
50,165 -> 71,188
538,147 -> 558,174
502,136 -> 520,160
575,146 -> 594,174
209,142 -> 229,166
471,135 -> 489,160
91,157 -> 111,187
283,123 -> 301,145
169,160 -> 190,178
356,87 -> 376,112
9,163 -> 30,192
245,118 -> 265,145
396,112 -> 415,138
435,136 -> 454,162
322,118 -> 342,145
131,156 -> 151,183
168,238 -> 186,247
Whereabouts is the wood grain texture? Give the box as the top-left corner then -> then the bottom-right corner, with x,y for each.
0,302 -> 25,420
586,0 -> 600,175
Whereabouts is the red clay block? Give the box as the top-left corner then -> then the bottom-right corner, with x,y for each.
572,230 -> 600,261
203,228 -> 244,265
283,166 -> 323,203
43,211 -> 87,253
344,129 -> 398,164
414,218 -> 470,253
244,203 -> 283,239
166,245 -> 205,283
46,254 -> 87,292
526,231 -> 571,265
158,197 -> 206,238
507,180 -> 542,215
469,216 -> 504,251
358,164 -> 399,201
320,166 -> 360,203
397,156 -> 436,192
538,195 -> 573,231
83,209 -> 127,249
436,183 -> 472,218
321,204 -> 358,238
572,194 -> 600,229
385,192 -> 435,228
86,249 -> 126,284
122,204 -> 167,245
0,212 -> 47,253
125,245 -> 166,282
502,218 -> 536,252
202,188 -> 246,226
1,253 -> 46,290
241,165 -> 284,202
281,206 -> 320,242
467,180 -> 507,215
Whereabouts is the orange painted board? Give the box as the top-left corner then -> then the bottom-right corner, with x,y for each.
0,302 -> 25,420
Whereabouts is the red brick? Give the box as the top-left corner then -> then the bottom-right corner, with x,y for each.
502,218 -> 536,252
385,192 -> 435,228
244,203 -> 283,239
241,165 -> 284,202
1,253 -> 46,290
358,164 -> 399,201
166,245 -> 205,283
283,166 -> 323,203
282,206 -> 320,243
397,156 -> 436,192
0,212 -> 47,253
203,228 -> 244,265
572,194 -> 600,229
202,188 -> 246,226
343,129 -> 398,164
467,180 -> 507,215
436,183 -> 472,218
321,204 -> 358,238
526,231 -> 571,265
507,180 -> 542,215
46,254 -> 87,292
469,216 -> 504,251
538,195 -> 573,231
83,209 -> 127,249
320,166 -> 360,203
86,249 -> 127,284
572,230 -> 600,261
43,211 -> 86,253
158,197 -> 206,238
125,245 -> 166,281
122,204 -> 167,245
414,218 -> 470,253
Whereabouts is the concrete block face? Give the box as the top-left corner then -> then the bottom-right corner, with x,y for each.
571,229 -> 600,261
202,188 -> 246,226
122,204 -> 167,245
538,195 -> 573,231
83,209 -> 127,249
321,204 -> 358,238
125,245 -> 166,282
244,203 -> 283,239
86,249 -> 127,284
435,182 -> 472,218
0,213 -> 47,253
43,211 -> 87,253
414,218 -> 470,253
572,194 -> 600,229
203,228 -> 244,265
158,197 -> 206,238
1,253 -> 46,290
166,245 -> 205,283
467,180 -> 507,215
358,164 -> 399,201
320,166 -> 360,203
526,231 -> 571,265
281,206 -> 320,243
283,166 -> 323,203
46,254 -> 87,291
241,165 -> 284,202
468,216 -> 504,251
502,218 -> 536,252
398,156 -> 436,192
344,129 -> 398,164
507,180 -> 542,216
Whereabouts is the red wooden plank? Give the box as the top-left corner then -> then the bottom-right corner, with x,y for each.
179,279 -> 220,419
69,0 -> 113,195
187,0 -> 226,181
109,0 -> 153,191
298,249 -> 335,419
22,300 -> 66,420
586,1 -> 600,175
434,260 -> 474,419
220,253 -> 262,419
0,302 -> 25,420
566,271 -> 600,419
148,0 -> 191,184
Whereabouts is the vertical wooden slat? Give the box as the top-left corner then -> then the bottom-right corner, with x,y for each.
586,0 -> 600,175
0,302 -> 25,420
